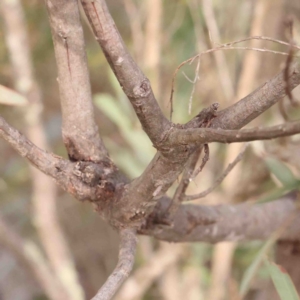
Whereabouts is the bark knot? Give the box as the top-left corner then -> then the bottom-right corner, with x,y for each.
133,79 -> 151,98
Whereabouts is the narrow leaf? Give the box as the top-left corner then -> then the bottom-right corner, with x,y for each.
265,258 -> 300,300
265,157 -> 297,186
256,181 -> 300,204
239,233 -> 279,296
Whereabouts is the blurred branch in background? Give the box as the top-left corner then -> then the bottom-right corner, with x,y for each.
122,0 -> 144,64
144,0 -> 162,99
206,1 -> 268,299
0,0 -> 84,299
0,215 -> 68,300
201,0 -> 234,103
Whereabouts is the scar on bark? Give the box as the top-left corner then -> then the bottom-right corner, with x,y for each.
63,136 -> 85,162
62,36 -> 72,77
91,2 -> 103,33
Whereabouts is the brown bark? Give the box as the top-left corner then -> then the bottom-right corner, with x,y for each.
45,0 -> 107,162
0,0 -> 299,236
141,194 -> 300,243
1,0 -> 300,298
80,0 -> 171,146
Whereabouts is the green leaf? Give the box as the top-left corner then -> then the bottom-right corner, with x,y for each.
239,233 -> 279,297
265,259 -> 300,300
94,93 -> 131,129
265,158 -> 297,186
94,93 -> 154,166
256,180 -> 300,204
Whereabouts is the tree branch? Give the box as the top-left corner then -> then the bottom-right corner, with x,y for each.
44,0 -> 107,161
0,116 -> 122,209
92,229 -> 137,300
185,143 -> 248,201
0,116 -> 63,177
110,61 -> 300,228
168,120 -> 300,146
167,147 -> 203,218
213,61 -> 300,129
141,193 -> 300,243
115,243 -> 185,300
80,0 -> 171,146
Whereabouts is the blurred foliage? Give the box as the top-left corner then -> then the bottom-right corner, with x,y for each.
265,259 -> 300,300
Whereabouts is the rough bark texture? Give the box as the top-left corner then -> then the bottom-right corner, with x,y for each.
45,0 -> 107,161
1,1 -> 300,235
140,194 -> 300,243
80,0 -> 170,146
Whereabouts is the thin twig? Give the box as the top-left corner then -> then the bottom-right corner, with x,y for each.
181,56 -> 201,115
192,144 -> 210,179
283,18 -> 299,108
169,35 -> 300,119
185,143 -> 248,201
92,229 -> 137,300
0,116 -> 63,178
168,120 -> 300,146
167,147 -> 203,218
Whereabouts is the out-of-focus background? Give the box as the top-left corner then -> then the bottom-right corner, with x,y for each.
0,0 -> 300,299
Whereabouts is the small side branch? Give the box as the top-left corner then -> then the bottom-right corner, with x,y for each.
213,62 -> 300,130
168,148 -> 203,218
192,144 -> 210,179
0,116 -> 62,178
80,0 -> 171,146
168,120 -> 300,146
185,143 -> 248,201
92,229 -> 137,300
0,117 -> 119,204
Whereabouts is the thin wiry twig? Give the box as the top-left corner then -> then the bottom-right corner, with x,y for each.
181,56 -> 201,115
185,143 -> 249,201
167,147 -> 203,218
192,144 -> 210,179
169,35 -> 300,119
168,120 -> 300,146
91,229 -> 137,300
283,18 -> 299,107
